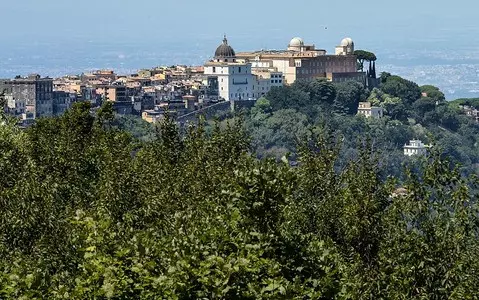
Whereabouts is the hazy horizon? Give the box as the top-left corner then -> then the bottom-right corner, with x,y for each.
1,0 -> 479,99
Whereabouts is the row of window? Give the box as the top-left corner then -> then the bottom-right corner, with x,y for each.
229,92 -> 266,99
36,85 -> 53,93
306,61 -> 351,67
299,67 -> 350,75
211,66 -> 248,74
271,80 -> 282,84
221,85 -> 267,91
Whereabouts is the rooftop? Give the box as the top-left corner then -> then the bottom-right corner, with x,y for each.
236,49 -> 328,58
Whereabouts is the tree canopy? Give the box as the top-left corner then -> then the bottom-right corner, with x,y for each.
1,102 -> 479,298
379,73 -> 422,105
1,74 -> 479,298
420,84 -> 446,102
354,50 -> 377,72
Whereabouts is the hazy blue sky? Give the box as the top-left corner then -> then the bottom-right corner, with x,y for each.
1,0 -> 478,52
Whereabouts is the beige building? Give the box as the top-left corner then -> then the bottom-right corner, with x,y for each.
236,37 -> 364,85
142,110 -> 163,123
357,102 -> 384,118
95,84 -> 127,102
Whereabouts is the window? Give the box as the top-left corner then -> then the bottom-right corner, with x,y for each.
279,80 -> 282,84
238,67 -> 242,73
212,67 -> 216,73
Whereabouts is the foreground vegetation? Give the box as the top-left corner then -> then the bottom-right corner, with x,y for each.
243,74 -> 479,178
1,102 -> 479,299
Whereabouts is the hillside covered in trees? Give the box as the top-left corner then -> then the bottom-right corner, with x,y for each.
242,73 -> 479,178
1,99 -> 479,298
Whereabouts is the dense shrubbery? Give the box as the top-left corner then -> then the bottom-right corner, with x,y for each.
247,77 -> 478,177
1,102 -> 479,298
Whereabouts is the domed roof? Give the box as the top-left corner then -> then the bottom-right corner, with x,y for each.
341,37 -> 354,47
289,37 -> 304,47
215,35 -> 236,58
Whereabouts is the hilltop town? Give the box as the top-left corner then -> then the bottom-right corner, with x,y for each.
1,35 -> 380,125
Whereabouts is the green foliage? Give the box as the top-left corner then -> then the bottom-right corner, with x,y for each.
112,114 -> 155,141
380,74 -> 422,105
267,79 -> 336,114
1,80 -> 479,298
413,96 -> 437,122
449,97 -> 479,109
255,72 -> 477,176
265,85 -> 310,111
333,81 -> 368,115
354,50 -> 377,71
420,84 -> 446,102
367,88 -> 408,121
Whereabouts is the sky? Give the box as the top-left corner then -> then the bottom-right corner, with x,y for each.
1,0 -> 479,100
1,0 -> 478,52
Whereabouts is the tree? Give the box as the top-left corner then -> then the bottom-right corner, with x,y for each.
333,81 -> 367,114
420,85 -> 445,102
309,79 -> 336,104
252,96 -> 272,114
367,88 -> 407,122
1,74 -> 479,298
412,96 -> 437,123
380,74 -> 421,105
354,50 -> 377,72
266,86 -> 310,111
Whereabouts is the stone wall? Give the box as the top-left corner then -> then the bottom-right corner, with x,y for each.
176,99 -> 257,124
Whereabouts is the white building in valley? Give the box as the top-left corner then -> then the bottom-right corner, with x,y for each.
404,140 -> 429,156
357,102 -> 384,118
203,36 -> 283,101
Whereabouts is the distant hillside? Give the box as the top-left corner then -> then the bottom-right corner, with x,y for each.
449,98 -> 479,109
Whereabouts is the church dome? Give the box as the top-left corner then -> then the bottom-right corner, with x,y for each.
289,37 -> 304,47
341,37 -> 354,47
215,35 -> 236,58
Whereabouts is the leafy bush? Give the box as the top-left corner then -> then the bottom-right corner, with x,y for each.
1,103 -> 478,298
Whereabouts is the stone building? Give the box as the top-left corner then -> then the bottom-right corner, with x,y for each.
404,140 -> 429,156
0,74 -> 53,118
53,91 -> 75,115
203,36 -> 283,101
5,94 -> 25,115
236,37 -> 364,85
95,84 -> 127,102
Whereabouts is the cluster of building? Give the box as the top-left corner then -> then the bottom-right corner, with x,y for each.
204,35 -> 375,102
459,104 -> 479,123
1,35 -> 375,125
